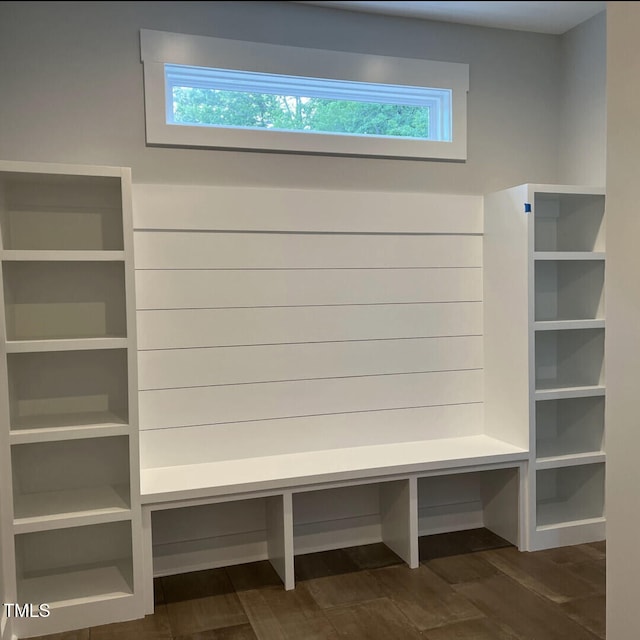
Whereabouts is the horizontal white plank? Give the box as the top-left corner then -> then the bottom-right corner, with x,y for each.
535,385 -> 606,401
534,320 -> 605,331
134,232 -> 482,269
137,302 -> 482,350
5,337 -> 129,353
0,159 -> 125,178
133,184 -> 482,234
152,532 -> 268,578
138,336 -> 482,390
139,369 -> 482,430
13,485 -> 131,534
10,422 -> 130,445
140,404 -> 484,467
140,435 -> 528,503
136,267 -> 481,310
17,566 -> 132,607
2,250 -> 125,262
535,452 -> 606,470
534,252 -> 605,261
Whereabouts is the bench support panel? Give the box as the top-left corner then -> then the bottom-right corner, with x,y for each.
380,478 -> 419,568
266,493 -> 295,590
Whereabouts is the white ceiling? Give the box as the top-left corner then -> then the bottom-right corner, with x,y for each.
296,1 -> 606,35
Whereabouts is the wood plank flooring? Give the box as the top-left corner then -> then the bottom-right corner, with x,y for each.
31,529 -> 606,640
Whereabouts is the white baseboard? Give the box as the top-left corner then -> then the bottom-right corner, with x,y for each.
294,515 -> 382,555
418,500 -> 484,536
153,530 -> 269,577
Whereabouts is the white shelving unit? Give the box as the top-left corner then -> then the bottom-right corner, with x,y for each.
484,184 -> 606,551
0,161 -> 143,638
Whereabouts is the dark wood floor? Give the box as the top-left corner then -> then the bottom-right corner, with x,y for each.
33,528 -> 606,640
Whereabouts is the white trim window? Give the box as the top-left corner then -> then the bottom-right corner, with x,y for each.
140,29 -> 469,160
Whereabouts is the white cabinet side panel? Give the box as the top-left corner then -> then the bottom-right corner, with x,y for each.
483,186 -> 532,449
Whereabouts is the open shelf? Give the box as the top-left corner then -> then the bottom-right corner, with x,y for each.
535,328 -> 604,391
12,437 -> 131,527
152,497 -> 282,576
534,260 -> 604,322
536,396 -> 605,461
536,463 -> 605,527
0,171 -> 124,251
15,521 -> 133,606
5,337 -> 128,353
2,261 -> 127,341
534,192 -> 605,252
7,349 -> 129,432
10,419 -> 129,448
293,480 -> 413,564
417,466 -> 520,551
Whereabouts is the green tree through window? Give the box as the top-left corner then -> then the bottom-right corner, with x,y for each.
172,87 -> 431,139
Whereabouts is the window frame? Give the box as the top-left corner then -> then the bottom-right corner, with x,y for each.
140,29 -> 469,161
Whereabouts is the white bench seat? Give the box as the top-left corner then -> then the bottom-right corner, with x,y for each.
140,434 -> 527,503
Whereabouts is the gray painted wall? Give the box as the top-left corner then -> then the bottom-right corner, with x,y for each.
0,1 -> 563,193
559,11 -> 607,185
606,2 -> 640,638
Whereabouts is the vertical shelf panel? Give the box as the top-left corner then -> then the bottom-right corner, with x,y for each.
380,478 -> 418,568
266,493 -> 294,590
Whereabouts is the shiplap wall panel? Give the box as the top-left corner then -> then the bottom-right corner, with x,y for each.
134,232 -> 482,270
137,302 -> 482,350
139,370 -> 482,430
133,184 -> 484,442
140,405 -> 484,467
136,268 -> 482,309
138,336 -> 482,390
133,185 -> 482,234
